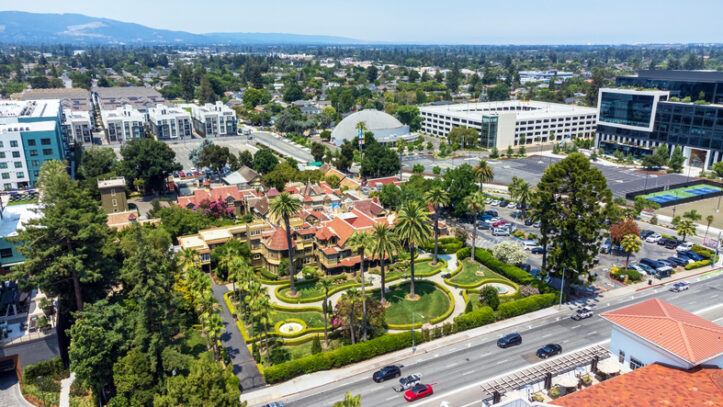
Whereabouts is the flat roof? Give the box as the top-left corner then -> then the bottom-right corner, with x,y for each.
0,203 -> 42,238
0,100 -> 60,120
420,100 -> 597,121
0,121 -> 57,133
620,69 -> 723,83
97,177 -> 126,189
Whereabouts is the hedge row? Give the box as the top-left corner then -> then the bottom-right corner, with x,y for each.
453,306 -> 495,331
264,331 -> 422,383
275,280 -> 361,304
420,237 -> 464,254
691,244 -> 715,260
497,293 -> 557,319
466,248 -> 555,295
685,259 -> 712,270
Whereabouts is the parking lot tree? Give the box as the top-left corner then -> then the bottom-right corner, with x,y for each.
706,215 -> 715,236
395,105 -> 423,131
621,234 -> 642,268
464,191 -> 487,261
492,241 -> 527,265
535,153 -> 613,278
119,138 -> 181,194
632,195 -> 659,217
443,163 -> 479,217
188,139 -> 213,169
508,177 -> 533,218
609,218 -> 641,244
432,166 -> 441,175
506,145 -> 514,157
474,159 -> 494,192
676,219 -> 696,242
311,142 -> 326,162
198,144 -> 231,172
490,146 -> 500,159
683,209 -> 702,222
270,193 -> 302,295
668,145 -> 685,172
395,200 -> 431,299
252,148 -> 279,175
425,186 -> 450,265
448,126 -> 478,148
412,164 -> 424,173
518,145 -> 526,156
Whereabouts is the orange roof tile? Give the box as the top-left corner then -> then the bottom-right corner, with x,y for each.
550,363 -> 723,407
366,176 -> 399,188
601,298 -> 723,364
176,186 -> 242,208
339,256 -> 361,267
263,227 -> 295,251
327,216 -> 356,246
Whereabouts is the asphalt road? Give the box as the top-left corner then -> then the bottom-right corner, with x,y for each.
252,131 -> 314,164
279,273 -> 723,407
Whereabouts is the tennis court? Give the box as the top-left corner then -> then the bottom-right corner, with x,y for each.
643,184 -> 723,203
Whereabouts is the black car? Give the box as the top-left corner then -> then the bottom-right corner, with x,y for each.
373,365 -> 401,382
478,221 -> 492,230
516,202 -> 524,209
484,210 -> 498,217
499,200 -> 509,207
666,257 -> 688,267
524,218 -> 534,226
531,247 -> 546,254
657,259 -> 673,267
657,238 -> 669,246
665,239 -> 679,249
640,230 -> 654,239
536,344 -> 562,359
497,333 -> 522,348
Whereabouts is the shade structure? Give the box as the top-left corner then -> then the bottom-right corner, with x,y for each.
597,359 -> 621,374
555,373 -> 579,388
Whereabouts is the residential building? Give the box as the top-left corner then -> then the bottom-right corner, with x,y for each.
420,101 -> 598,149
147,104 -> 192,140
98,177 -> 128,213
0,203 -> 42,272
191,101 -> 237,137
106,210 -> 160,231
12,88 -> 92,112
100,105 -> 146,143
222,165 -> 261,189
62,109 -> 93,145
92,86 -> 167,113
596,70 -> 723,169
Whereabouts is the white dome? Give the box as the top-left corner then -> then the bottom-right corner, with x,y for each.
331,109 -> 409,146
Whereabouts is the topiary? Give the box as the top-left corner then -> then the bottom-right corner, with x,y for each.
311,335 -> 322,355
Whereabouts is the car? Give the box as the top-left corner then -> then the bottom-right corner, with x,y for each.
190,167 -> 197,172
493,220 -> 509,227
646,234 -> 662,243
484,210 -> 499,217
636,263 -> 657,276
478,222 -> 492,230
506,202 -> 517,208
499,200 -> 509,207
533,221 -> 541,228
516,202 -> 524,209
392,374 -> 423,392
522,241 -> 538,250
640,230 -> 655,239
530,268 -> 541,279
676,242 -> 694,252
531,246 -> 546,254
373,365 -> 401,382
571,307 -> 593,320
656,259 -> 673,267
517,264 -> 532,272
600,238 -> 612,254
536,344 -> 562,359
404,384 -> 434,401
490,200 -> 500,206
260,403 -> 284,407
524,218 -> 534,226
493,228 -> 511,236
666,256 -> 689,267
640,258 -> 664,270
669,281 -> 690,292
497,333 -> 522,348
657,237 -> 669,246
665,239 -> 679,249
679,251 -> 703,262
480,214 -> 494,221
630,264 -> 648,275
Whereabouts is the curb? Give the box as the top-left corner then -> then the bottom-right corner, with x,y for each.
635,266 -> 722,292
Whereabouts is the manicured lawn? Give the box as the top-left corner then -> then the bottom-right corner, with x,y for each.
173,329 -> 208,357
404,261 -> 444,276
278,278 -> 356,299
449,260 -> 506,285
271,310 -> 325,328
467,289 -> 522,310
378,281 -> 450,325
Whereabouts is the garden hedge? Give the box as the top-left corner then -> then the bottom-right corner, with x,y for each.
469,248 -> 556,295
420,237 -> 464,254
685,259 -> 712,270
275,279 -> 361,304
610,267 -> 641,283
457,247 -> 472,260
264,331 -> 423,383
496,293 -> 556,319
691,244 -> 714,260
453,305 -> 495,331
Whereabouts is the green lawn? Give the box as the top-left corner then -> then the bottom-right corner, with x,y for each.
404,261 -> 444,276
450,260 -> 505,286
172,329 -> 208,357
278,279 -> 356,299
467,290 -> 522,310
271,310 -> 325,328
378,281 -> 450,325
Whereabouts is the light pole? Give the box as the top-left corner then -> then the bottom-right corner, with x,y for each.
411,311 -> 425,352
559,268 -> 565,308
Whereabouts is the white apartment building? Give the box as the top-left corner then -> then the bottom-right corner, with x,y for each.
420,101 -> 598,149
0,123 -> 34,190
62,109 -> 93,145
191,102 -> 237,137
147,104 -> 192,140
101,105 -> 146,143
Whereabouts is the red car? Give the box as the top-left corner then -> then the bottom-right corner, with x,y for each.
404,383 -> 434,401
493,221 -> 509,227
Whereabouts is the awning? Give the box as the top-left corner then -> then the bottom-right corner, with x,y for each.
598,359 -> 621,374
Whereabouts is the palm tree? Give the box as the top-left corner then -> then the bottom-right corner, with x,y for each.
705,215 -> 715,237
344,288 -> 361,344
346,231 -> 373,341
333,392 -> 362,407
315,277 -> 334,348
202,312 -> 225,360
683,209 -> 702,222
227,257 -> 249,300
252,296 -> 273,365
621,234 -> 642,269
676,219 -> 697,242
464,191 -> 486,262
270,192 -> 302,295
424,186 -> 450,265
394,201 -> 431,299
218,245 -> 240,281
371,223 -> 399,306
355,121 -> 367,160
177,248 -> 200,273
474,159 -> 494,192
245,282 -> 265,338
508,177 -> 533,219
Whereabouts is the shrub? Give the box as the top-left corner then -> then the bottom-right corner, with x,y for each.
691,244 -> 714,260
24,358 -> 67,382
264,331 -> 422,383
511,230 -> 526,239
457,247 -> 471,260
480,285 -> 500,310
685,259 -> 711,270
611,267 -> 641,283
496,293 -> 556,319
453,305 -> 495,330
455,228 -> 469,242
473,248 -> 554,294
257,268 -> 279,281
650,215 -> 658,225
519,285 -> 540,297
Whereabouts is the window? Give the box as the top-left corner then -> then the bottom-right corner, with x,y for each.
10,140 -> 18,148
3,183 -> 10,190
41,138 -> 51,146
253,254 -> 261,259
112,199 -> 117,207
0,248 -> 13,258
16,172 -> 23,178
14,162 -> 22,169
629,357 -> 644,370
618,350 -> 625,363
0,141 -> 3,148
29,150 -> 38,157
12,151 -> 20,158
0,163 -> 6,169
43,149 -> 53,156
27,139 -> 36,146
1,173 -> 8,180
0,152 -> 5,159
31,160 -> 39,167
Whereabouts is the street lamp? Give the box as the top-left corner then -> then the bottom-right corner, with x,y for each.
411,311 -> 425,352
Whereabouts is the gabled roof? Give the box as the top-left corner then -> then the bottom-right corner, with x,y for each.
327,216 -> 357,247
264,227 -> 295,251
601,298 -> 723,365
267,188 -> 280,198
176,186 -> 242,209
352,199 -> 385,217
366,176 -> 399,188
550,363 -> 723,407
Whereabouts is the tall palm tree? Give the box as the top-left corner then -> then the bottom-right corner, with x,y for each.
474,159 -> 494,192
355,121 -> 367,161
252,295 -> 273,365
177,248 -> 200,273
508,177 -> 533,219
315,277 -> 334,348
705,215 -> 715,237
202,312 -> 225,360
464,191 -> 486,262
676,219 -> 696,242
395,201 -> 431,299
227,257 -> 249,300
270,192 -> 302,295
218,245 -> 240,281
621,234 -> 642,269
424,186 -> 450,265
245,281 -> 265,338
344,288 -> 361,345
371,223 -> 399,306
346,231 -> 373,341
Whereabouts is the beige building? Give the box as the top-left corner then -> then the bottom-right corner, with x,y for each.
98,177 -> 128,213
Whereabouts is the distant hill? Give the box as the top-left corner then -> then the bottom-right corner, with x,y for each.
0,11 -> 362,45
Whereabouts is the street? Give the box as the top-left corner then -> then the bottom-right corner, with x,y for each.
251,131 -> 314,163
275,273 -> 723,407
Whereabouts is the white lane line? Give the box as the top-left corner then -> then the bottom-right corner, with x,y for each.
461,370 -> 476,376
586,330 -> 599,336
385,395 -> 398,401
541,333 -> 553,338
495,359 -> 509,365
479,352 -> 491,358
446,362 -> 458,368
570,324 -> 581,329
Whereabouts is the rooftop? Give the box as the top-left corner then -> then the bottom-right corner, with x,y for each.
0,99 -> 60,120
0,120 -> 57,134
620,69 -> 723,83
97,177 -> 126,189
419,100 -> 597,120
0,204 -> 42,238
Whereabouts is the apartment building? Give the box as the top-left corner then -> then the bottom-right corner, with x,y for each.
147,104 -> 192,140
100,105 -> 146,143
191,101 -> 237,137
62,109 -> 93,145
93,86 -> 167,113
420,101 -> 597,149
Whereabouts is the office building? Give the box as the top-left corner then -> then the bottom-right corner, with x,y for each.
0,100 -> 65,188
331,109 -> 414,146
518,70 -> 574,84
100,105 -> 146,143
62,109 -> 93,145
420,101 -> 597,149
147,104 -> 192,140
596,70 -> 723,169
191,102 -> 237,137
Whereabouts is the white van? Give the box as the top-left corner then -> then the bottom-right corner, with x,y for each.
676,241 -> 694,252
522,241 -> 538,250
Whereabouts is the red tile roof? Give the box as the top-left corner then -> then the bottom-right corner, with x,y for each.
601,298 -> 723,365
327,216 -> 356,247
352,199 -> 385,217
266,188 -> 280,197
347,209 -> 378,229
550,363 -> 723,407
263,227 -> 295,251
315,226 -> 336,241
176,186 -> 242,208
367,176 -> 399,188
339,256 -> 361,267
321,247 -> 340,256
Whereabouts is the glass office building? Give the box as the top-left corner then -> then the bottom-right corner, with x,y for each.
616,70 -> 723,104
599,92 -> 657,128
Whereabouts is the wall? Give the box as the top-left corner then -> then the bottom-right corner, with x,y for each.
609,327 -> 692,370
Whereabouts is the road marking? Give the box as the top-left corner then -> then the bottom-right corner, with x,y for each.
570,324 -> 581,329
446,362 -> 458,368
385,395 -> 398,401
495,359 -> 509,365
586,330 -> 598,336
541,333 -> 553,338
461,370 -> 476,376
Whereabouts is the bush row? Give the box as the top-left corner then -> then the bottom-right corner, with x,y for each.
685,259 -> 712,270
275,280 -> 360,304
264,331 -> 422,383
453,305 -> 495,330
497,293 -> 557,319
467,248 -> 556,295
610,267 -> 642,283
420,237 -> 464,254
691,244 -> 715,260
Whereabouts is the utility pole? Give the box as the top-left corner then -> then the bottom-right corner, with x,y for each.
559,268 -> 566,307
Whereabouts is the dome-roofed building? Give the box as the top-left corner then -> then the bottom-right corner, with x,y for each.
331,109 -> 413,146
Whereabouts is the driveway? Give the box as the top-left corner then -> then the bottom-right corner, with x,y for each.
0,372 -> 33,407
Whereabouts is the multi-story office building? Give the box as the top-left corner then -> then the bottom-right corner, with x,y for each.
191,102 -> 237,137
147,104 -> 192,140
0,100 -> 65,189
100,105 -> 146,143
596,71 -> 723,169
420,101 -> 597,149
62,109 -> 93,145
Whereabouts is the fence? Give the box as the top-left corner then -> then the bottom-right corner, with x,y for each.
625,178 -> 723,208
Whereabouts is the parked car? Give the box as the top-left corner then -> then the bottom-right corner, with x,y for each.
478,222 -> 492,230
493,228 -> 511,236
676,242 -> 694,252
533,221 -> 541,228
490,200 -> 500,206
524,218 -> 534,226
657,237 -> 670,246
499,200 -> 509,207
403,384 -> 434,401
506,202 -> 517,208
518,264 -> 532,272
640,230 -> 654,239
497,333 -> 522,348
516,202 -> 524,209
657,259 -> 673,267
630,264 -> 648,275
669,281 -> 690,292
600,238 -> 612,254
640,258 -> 664,270
536,344 -> 562,359
665,239 -> 679,249
373,365 -> 401,382
645,234 -> 662,243
679,251 -> 703,262
666,257 -> 688,267
484,210 -> 499,217
636,263 -> 657,276
480,214 -> 494,221
531,246 -> 546,254
571,307 -> 593,321
493,220 -> 509,227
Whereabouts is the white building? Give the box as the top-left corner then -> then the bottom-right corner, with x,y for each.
191,102 -> 237,138
147,104 -> 192,140
419,101 -> 598,149
62,109 -> 93,145
0,123 -> 33,189
100,105 -> 146,143
518,70 -> 574,84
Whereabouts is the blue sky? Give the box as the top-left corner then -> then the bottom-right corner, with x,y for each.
1,0 -> 721,44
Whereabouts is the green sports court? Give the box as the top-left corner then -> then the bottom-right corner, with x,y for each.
642,183 -> 723,204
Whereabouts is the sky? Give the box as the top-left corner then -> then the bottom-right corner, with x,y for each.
1,0 -> 722,44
